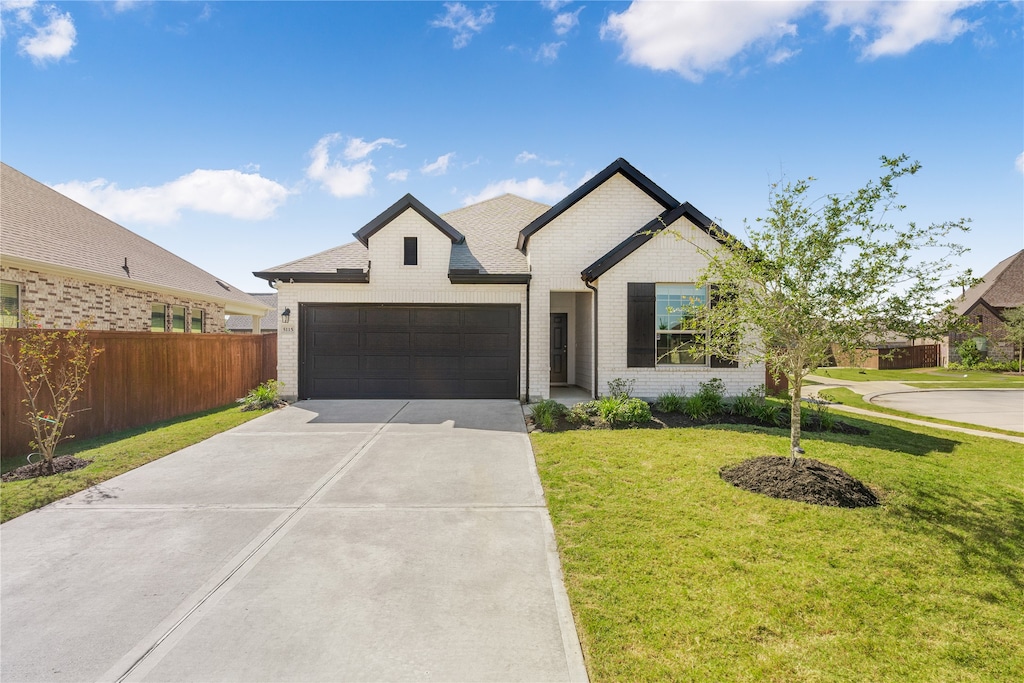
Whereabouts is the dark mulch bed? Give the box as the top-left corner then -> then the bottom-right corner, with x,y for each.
527,408 -> 869,435
720,456 -> 879,508
1,455 -> 93,482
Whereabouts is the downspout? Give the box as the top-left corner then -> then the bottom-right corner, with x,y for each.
524,280 -> 530,403
584,279 -> 598,399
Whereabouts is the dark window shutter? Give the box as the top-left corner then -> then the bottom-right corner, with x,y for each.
709,285 -> 739,368
404,236 -> 418,266
627,283 -> 655,367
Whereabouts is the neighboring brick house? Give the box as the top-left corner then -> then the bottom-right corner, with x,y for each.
946,249 -> 1024,363
1,163 -> 268,332
255,158 -> 764,402
226,293 -> 278,333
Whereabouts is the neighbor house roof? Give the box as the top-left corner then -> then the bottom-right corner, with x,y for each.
0,162 -> 268,316
225,292 -> 278,331
516,157 -> 679,250
954,249 -> 1024,315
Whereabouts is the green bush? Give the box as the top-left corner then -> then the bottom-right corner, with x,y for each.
956,339 -> 985,368
531,399 -> 566,431
655,392 -> 686,413
606,377 -> 636,399
696,378 -> 726,415
948,359 -> 1022,372
566,400 -> 600,426
729,384 -> 765,418
682,394 -> 714,421
597,395 -> 624,423
752,399 -> 783,426
607,397 -> 652,427
237,380 -> 284,412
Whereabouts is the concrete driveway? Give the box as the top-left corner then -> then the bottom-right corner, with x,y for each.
867,389 -> 1024,432
1,400 -> 587,682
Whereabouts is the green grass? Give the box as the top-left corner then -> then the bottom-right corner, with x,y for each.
532,418 -> 1024,682
818,387 -> 1024,437
905,381 -> 1024,389
1,403 -> 271,523
813,367 -> 1024,385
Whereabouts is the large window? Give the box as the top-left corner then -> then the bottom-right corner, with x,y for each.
655,284 -> 707,366
151,304 -> 166,332
191,309 -> 204,334
171,305 -> 186,333
1,282 -> 19,328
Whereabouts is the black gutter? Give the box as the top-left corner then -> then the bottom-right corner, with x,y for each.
448,271 -> 531,284
252,268 -> 369,283
525,280 -> 530,403
584,280 -> 598,398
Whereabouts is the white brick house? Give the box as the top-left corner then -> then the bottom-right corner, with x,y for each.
255,158 -> 764,402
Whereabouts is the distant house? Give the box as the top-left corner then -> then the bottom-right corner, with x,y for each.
0,163 -> 269,331
255,157 -> 765,402
946,249 -> 1024,363
226,293 -> 278,333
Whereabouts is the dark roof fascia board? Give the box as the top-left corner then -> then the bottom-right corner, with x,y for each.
252,270 -> 369,284
961,297 -> 1005,322
581,202 -> 734,282
517,158 -> 679,250
354,193 -> 464,247
448,271 -> 531,285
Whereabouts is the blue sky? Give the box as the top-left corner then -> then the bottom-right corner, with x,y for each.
2,0 -> 1021,294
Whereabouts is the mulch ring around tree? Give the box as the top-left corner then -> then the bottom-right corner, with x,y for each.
1,455 -> 93,482
720,456 -> 879,508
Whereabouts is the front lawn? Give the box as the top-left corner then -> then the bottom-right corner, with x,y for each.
813,367 -> 1024,385
1,403 -> 271,523
533,417 -> 1024,681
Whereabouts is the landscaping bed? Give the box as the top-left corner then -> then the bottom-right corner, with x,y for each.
1,455 -> 92,482
720,455 -> 879,508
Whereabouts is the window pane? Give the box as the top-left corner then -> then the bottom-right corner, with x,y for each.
191,309 -> 203,333
656,332 -> 706,365
172,305 -> 185,333
151,304 -> 166,332
0,282 -> 19,328
656,284 -> 705,331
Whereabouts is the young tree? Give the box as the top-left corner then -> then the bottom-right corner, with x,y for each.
1001,307 -> 1024,372
680,155 -> 974,463
0,312 -> 102,475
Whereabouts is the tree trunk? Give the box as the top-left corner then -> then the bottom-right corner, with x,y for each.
789,374 -> 802,466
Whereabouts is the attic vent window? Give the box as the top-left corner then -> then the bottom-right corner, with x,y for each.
404,237 -> 418,266
216,280 -> 231,291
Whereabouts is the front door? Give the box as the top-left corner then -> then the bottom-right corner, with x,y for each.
550,313 -> 568,384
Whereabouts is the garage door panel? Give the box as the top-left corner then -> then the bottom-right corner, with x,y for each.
301,304 -> 518,399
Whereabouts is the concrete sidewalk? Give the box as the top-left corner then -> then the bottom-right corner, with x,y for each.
1,400 -> 587,683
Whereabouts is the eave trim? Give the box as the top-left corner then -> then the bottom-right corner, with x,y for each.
353,194 -> 465,247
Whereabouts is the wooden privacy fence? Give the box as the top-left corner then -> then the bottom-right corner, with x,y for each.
831,344 -> 939,370
2,331 -> 277,461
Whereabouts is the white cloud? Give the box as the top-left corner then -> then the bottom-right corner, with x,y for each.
823,1 -> 981,59
52,169 -> 291,225
535,41 -> 565,62
431,2 -> 495,49
515,151 -> 562,166
553,7 -> 583,35
112,0 -> 144,12
1016,152 -> 1024,175
14,3 -> 76,63
387,169 -> 409,182
768,47 -> 800,65
343,136 -> 403,161
421,153 -> 455,176
306,133 -> 381,198
541,0 -> 572,11
463,172 -> 589,205
601,1 -> 810,82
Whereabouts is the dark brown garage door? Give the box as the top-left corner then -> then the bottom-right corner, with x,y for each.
299,304 -> 520,399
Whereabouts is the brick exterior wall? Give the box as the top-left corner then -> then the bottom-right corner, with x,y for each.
948,301 -> 1016,363
0,265 -> 226,333
525,173 -> 763,400
274,210 -> 527,401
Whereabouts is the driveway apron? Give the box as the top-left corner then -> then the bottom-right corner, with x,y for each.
0,400 -> 587,683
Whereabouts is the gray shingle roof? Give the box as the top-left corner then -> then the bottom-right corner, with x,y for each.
257,193 -> 550,277
225,292 -> 278,331
955,249 -> 1024,314
0,163 -> 268,315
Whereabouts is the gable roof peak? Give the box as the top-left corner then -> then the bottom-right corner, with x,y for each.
517,157 -> 679,250
353,193 -> 464,247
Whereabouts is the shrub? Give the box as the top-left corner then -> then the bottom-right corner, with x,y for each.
682,394 -> 714,421
597,395 -> 624,423
752,400 -> 783,427
530,399 -> 566,431
607,397 -> 652,427
730,384 -> 765,418
238,380 -> 285,412
816,404 -> 837,432
695,378 -> 726,415
956,339 -> 985,368
566,400 -> 600,426
606,377 -> 636,399
655,392 -> 686,413
948,359 -> 1022,373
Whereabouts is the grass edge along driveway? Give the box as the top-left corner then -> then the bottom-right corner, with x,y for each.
532,417 -> 1024,682
1,404 -> 271,523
